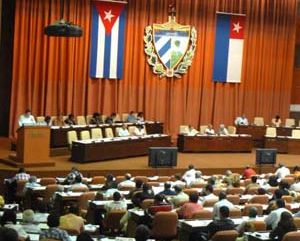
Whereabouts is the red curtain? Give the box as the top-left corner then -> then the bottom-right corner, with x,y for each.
10,0 -> 297,137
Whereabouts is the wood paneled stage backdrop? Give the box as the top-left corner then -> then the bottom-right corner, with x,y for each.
9,0 -> 297,138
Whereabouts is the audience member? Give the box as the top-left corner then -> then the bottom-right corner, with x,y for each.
105,191 -> 127,212
101,174 -> 118,191
246,176 -> 260,192
40,212 -> 71,241
0,227 -> 19,241
169,185 -> 189,208
18,109 -> 36,126
177,193 -> 203,219
147,194 -> 172,216
60,205 -> 85,234
14,167 -> 30,181
200,184 -> 218,206
128,179 -> 144,198
182,164 -> 197,186
172,174 -> 186,188
22,209 -> 41,234
275,163 -> 290,179
69,175 -> 88,192
212,191 -> 234,219
293,165 -> 300,177
138,183 -> 155,202
291,176 -> 300,192
242,165 -> 256,179
135,224 -> 151,241
118,173 -> 135,189
190,171 -> 205,186
64,167 -> 83,185
236,207 -> 258,235
158,182 -> 176,196
270,212 -> 297,241
23,176 -> 41,193
265,199 -> 292,229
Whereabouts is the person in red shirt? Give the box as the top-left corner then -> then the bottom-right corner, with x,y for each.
177,193 -> 203,219
242,165 -> 257,179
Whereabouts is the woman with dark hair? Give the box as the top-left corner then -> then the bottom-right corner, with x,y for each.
270,212 -> 297,241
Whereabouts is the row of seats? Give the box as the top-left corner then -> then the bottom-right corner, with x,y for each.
36,112 -> 140,125
67,126 -> 147,146
180,125 -> 237,135
265,127 -> 300,138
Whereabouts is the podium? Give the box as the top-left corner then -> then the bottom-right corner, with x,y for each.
16,126 -> 54,167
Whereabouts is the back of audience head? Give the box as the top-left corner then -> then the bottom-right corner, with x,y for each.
174,185 -> 182,194
248,207 -> 258,218
274,189 -> 283,199
220,206 -> 230,219
74,175 -> 82,184
207,177 -> 216,186
135,224 -> 151,241
68,204 -> 79,215
125,173 -> 131,180
142,183 -> 151,192
268,175 -> 278,187
293,165 -> 300,172
189,193 -> 199,203
276,199 -> 285,208
106,174 -> 115,182
22,209 -> 34,223
135,179 -> 143,188
251,175 -> 258,183
0,227 -> 18,241
257,188 -> 267,195
76,231 -> 93,241
195,171 -> 202,178
18,167 -> 25,173
205,184 -> 213,194
219,191 -> 227,200
164,182 -> 171,190
188,164 -> 194,170
0,210 -> 16,226
279,180 -> 290,190
113,191 -> 122,201
279,211 -> 295,227
154,194 -> 164,203
47,212 -> 60,228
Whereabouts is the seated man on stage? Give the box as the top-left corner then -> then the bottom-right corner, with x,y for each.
105,112 -> 117,124
64,113 -> 76,126
137,112 -> 145,123
235,114 -> 249,126
90,112 -> 103,125
218,124 -> 229,135
118,124 -> 130,137
205,124 -> 215,135
187,125 -> 199,136
126,111 -> 137,123
18,109 -> 36,126
134,125 -> 146,136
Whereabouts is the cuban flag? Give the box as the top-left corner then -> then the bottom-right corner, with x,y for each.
213,13 -> 246,83
90,0 -> 127,79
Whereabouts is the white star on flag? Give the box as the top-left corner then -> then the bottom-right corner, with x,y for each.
104,10 -> 115,22
233,22 -> 242,33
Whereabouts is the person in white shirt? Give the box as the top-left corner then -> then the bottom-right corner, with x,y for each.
234,114 -> 249,126
133,125 -> 146,136
290,176 -> 300,192
182,165 -> 197,186
171,174 -> 186,188
187,125 -> 199,136
200,184 -> 218,206
204,124 -> 215,135
118,173 -> 135,189
18,109 -> 36,127
105,191 -> 127,212
118,124 -> 130,137
218,124 -> 229,135
169,185 -> 189,207
265,199 -> 292,229
275,163 -> 290,179
212,191 -> 234,219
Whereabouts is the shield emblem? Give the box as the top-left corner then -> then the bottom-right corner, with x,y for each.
153,23 -> 190,72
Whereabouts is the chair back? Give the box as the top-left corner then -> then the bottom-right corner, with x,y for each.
80,130 -> 91,140
227,195 -> 240,205
179,125 -> 189,134
282,195 -> 293,203
229,208 -> 242,218
78,191 -> 96,211
254,117 -> 264,126
183,188 -> 198,196
192,209 -> 213,219
91,128 -> 103,139
44,184 -> 60,203
105,211 -> 126,232
282,231 -> 300,241
292,130 -> 300,138
36,116 -> 45,123
246,187 -> 259,195
281,177 -> 295,185
67,130 -> 78,148
199,125 -> 208,134
77,116 -> 87,125
152,212 -> 178,239
293,217 -> 300,229
250,220 -> 267,231
71,186 -> 89,193
128,126 -> 136,135
92,176 -> 106,184
242,204 -> 263,216
213,188 -> 222,196
141,199 -> 154,209
211,230 -> 239,241
16,180 -> 28,197
157,176 -> 171,182
40,177 -> 56,186
285,118 -> 295,127
227,126 -> 236,135
105,128 -> 114,138
265,127 -> 277,137
249,195 -> 269,204
114,113 -> 121,122
86,115 -> 93,125
203,198 -> 218,207
226,187 -> 244,195
134,176 -> 148,183
115,127 -> 122,137
122,113 -> 129,122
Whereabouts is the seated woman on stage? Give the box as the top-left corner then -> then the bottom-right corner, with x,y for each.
64,113 -> 76,126
271,115 -> 282,127
90,112 -> 103,125
205,124 -> 215,135
218,124 -> 229,135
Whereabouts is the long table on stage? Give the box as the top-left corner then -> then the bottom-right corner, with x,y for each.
50,121 -> 163,148
177,134 -> 252,153
236,125 -> 297,147
265,136 -> 300,154
71,134 -> 171,163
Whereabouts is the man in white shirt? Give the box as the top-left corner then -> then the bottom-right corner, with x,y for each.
265,199 -> 292,229
218,124 -> 229,135
275,163 -> 290,179
182,164 -> 197,186
204,124 -> 215,135
18,109 -> 36,127
187,125 -> 199,136
200,184 -> 218,206
234,114 -> 249,126
118,173 -> 135,189
118,124 -> 130,137
105,191 -> 127,212
133,125 -> 146,136
290,176 -> 300,192
212,191 -> 234,219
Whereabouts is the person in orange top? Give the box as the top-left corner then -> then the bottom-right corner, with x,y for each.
242,165 -> 256,179
177,193 -> 203,219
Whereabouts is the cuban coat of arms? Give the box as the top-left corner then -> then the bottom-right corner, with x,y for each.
144,13 -> 197,78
